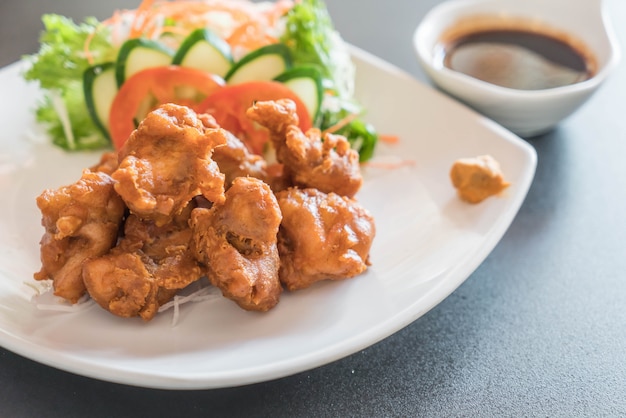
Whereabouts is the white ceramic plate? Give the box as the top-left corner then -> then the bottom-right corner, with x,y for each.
0,46 -> 536,390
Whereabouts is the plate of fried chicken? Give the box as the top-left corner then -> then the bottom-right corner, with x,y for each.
0,46 -> 536,389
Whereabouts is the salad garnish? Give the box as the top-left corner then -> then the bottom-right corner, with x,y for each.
23,0 -> 378,161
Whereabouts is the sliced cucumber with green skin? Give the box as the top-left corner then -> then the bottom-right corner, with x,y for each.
225,44 -> 292,85
115,38 -> 174,86
172,28 -> 233,78
274,66 -> 324,122
84,62 -> 117,139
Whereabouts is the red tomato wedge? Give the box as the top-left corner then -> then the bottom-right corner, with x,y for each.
196,81 -> 312,155
109,66 -> 225,149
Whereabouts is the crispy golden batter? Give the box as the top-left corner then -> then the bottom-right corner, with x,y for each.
34,170 -> 126,303
89,151 -> 119,175
191,177 -> 282,311
112,103 -> 226,226
275,187 -> 375,291
200,108 -> 289,192
246,99 -> 363,197
82,249 -> 178,320
82,203 -> 203,320
119,204 -> 204,290
212,130 -> 270,189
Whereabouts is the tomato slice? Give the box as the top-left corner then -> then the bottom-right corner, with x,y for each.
109,66 -> 225,150
196,81 -> 312,155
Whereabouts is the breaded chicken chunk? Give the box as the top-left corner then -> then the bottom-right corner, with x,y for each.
112,103 -> 226,226
82,203 -> 203,320
276,187 -> 375,291
34,170 -> 126,303
89,151 -> 119,175
81,249 -> 176,320
450,154 -> 510,203
211,130 -> 270,189
246,99 -> 363,198
191,177 -> 282,311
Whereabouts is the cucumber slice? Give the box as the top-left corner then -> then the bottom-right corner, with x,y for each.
225,44 -> 292,85
172,28 -> 233,78
84,62 -> 117,139
275,66 -> 324,121
115,38 -> 174,86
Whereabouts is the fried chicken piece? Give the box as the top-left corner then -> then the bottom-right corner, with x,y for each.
246,99 -> 363,198
82,203 -> 204,321
122,204 -> 204,290
82,249 -> 178,320
34,170 -> 126,303
450,155 -> 510,203
89,151 -> 119,175
275,187 -> 375,291
112,103 -> 226,226
263,162 -> 293,193
198,110 -> 289,191
212,130 -> 270,189
191,177 -> 282,311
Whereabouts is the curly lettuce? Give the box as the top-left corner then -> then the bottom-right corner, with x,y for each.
281,0 -> 378,161
23,14 -> 116,150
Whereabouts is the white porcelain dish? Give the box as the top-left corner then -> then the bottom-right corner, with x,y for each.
413,0 -> 621,137
0,46 -> 536,390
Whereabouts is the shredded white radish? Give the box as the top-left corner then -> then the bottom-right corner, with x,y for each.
159,280 -> 222,327
35,298 -> 96,313
23,280 -> 49,297
49,90 -> 76,150
27,282 -> 96,313
26,277 -> 220,325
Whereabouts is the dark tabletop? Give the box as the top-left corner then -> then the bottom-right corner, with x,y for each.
2,0 -> 626,416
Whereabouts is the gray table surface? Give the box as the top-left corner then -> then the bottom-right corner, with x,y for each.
2,0 -> 626,416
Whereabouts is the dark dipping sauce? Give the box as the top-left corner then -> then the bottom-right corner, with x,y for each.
439,27 -> 595,90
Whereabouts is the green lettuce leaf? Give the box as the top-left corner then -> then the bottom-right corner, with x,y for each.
281,0 -> 351,98
281,0 -> 378,161
23,14 -> 116,150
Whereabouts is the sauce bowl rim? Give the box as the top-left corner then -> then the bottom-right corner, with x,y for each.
413,0 -> 621,99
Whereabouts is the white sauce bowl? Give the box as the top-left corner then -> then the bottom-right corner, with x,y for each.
413,0 -> 620,137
